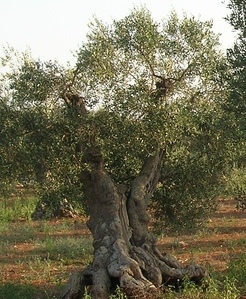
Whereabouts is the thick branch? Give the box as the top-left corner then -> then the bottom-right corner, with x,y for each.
62,91 -> 87,115
127,147 -> 166,247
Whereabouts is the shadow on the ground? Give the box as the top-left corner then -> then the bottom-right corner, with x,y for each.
0,282 -> 62,299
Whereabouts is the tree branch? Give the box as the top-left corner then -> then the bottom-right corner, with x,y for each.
127,147 -> 166,247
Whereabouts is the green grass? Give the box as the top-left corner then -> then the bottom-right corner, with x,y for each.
80,276 -> 242,299
0,283 -> 44,299
38,236 -> 93,263
180,276 -> 240,299
228,253 -> 246,293
36,220 -> 73,234
0,195 -> 38,221
0,222 -> 35,243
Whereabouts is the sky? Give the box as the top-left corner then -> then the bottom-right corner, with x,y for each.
0,0 -> 235,65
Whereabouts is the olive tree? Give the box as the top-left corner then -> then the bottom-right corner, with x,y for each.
57,9 -> 227,298
226,0 -> 246,153
1,8 -> 229,298
223,0 -> 246,205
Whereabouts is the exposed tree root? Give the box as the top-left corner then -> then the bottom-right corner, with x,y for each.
60,240 -> 207,299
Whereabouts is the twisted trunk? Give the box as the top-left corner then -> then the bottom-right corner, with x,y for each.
60,146 -> 207,299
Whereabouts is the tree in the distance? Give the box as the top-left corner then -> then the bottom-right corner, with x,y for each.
226,0 -> 246,159
1,8 -> 230,298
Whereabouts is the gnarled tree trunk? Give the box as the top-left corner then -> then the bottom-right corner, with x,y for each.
60,145 -> 207,299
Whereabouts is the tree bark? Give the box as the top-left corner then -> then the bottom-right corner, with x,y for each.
60,146 -> 207,299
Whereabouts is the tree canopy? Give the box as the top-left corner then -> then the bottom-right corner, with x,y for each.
226,0 -> 246,144
0,9 -> 229,226
223,0 -> 246,202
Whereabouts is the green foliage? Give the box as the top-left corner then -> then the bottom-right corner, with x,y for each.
83,285 -> 127,299
226,0 -> 246,33
81,277 -> 242,299
225,167 -> 246,195
75,8 -> 230,228
206,276 -> 240,299
109,286 -> 128,299
225,0 -> 246,165
228,253 -> 246,292
0,8 -> 230,226
162,276 -> 240,299
152,101 -> 228,233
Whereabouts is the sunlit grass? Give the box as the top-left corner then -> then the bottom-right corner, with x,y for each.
228,253 -> 246,293
38,236 -> 93,263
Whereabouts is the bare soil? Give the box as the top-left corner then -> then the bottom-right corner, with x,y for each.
157,198 -> 246,273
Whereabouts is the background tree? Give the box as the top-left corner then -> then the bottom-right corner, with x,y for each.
225,0 -> 246,201
0,51 -> 85,217
226,0 -> 246,152
0,8 -> 231,298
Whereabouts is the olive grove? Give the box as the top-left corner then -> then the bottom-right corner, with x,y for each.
0,8 -> 232,298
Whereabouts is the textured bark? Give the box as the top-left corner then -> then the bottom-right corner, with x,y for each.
60,146 -> 207,299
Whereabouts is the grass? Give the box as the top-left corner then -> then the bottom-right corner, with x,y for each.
0,191 -> 38,222
0,194 -> 245,299
0,283 -> 41,299
228,253 -> 246,293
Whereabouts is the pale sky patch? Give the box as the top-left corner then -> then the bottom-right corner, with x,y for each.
0,0 -> 235,65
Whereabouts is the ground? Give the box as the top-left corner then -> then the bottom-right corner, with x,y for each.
0,198 -> 245,299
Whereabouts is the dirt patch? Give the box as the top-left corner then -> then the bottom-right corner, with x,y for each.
157,199 -> 245,274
